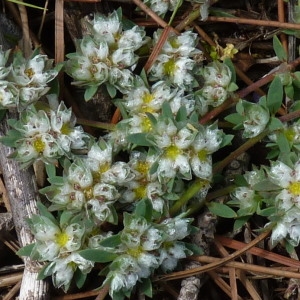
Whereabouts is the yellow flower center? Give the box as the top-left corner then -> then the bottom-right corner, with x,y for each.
55,231 -> 69,247
133,185 -> 147,200
141,117 -> 152,132
93,163 -> 111,182
136,161 -> 149,175
169,37 -> 180,49
284,128 -> 296,142
288,182 -> 300,196
142,92 -> 154,104
127,246 -> 143,258
163,58 -> 177,76
33,137 -> 45,153
198,149 -> 208,161
25,68 -> 35,78
165,145 -> 181,160
84,186 -> 94,199
61,123 -> 71,135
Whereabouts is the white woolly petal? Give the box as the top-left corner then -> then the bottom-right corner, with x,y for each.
269,161 -> 292,188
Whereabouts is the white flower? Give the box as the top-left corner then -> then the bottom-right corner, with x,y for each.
88,11 -> 121,45
67,159 -> 94,189
102,161 -> 135,185
30,216 -> 85,261
118,26 -> 148,51
155,30 -> 200,57
159,241 -> 189,272
87,199 -> 114,223
0,81 -> 18,108
47,252 -> 94,292
232,186 -> 256,210
269,160 -> 300,210
202,62 -> 231,87
243,103 -> 270,138
86,140 -> 112,173
271,208 -> 300,246
22,110 -> 51,136
201,85 -> 228,107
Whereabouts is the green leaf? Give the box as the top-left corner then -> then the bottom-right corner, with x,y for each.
267,76 -> 283,114
257,206 -> 276,217
206,202 -> 237,218
227,82 -> 238,92
74,268 -> 87,289
223,58 -> 236,82
161,101 -> 173,119
106,83 -> 117,98
176,106 -> 187,122
37,262 -> 53,280
184,242 -> 203,255
273,35 -> 287,61
134,198 -> 153,222
100,233 -> 122,248
285,84 -> 294,99
47,176 -> 64,185
253,180 -> 280,192
84,85 -> 98,101
224,113 -> 244,126
37,202 -> 57,224
45,163 -> 56,179
139,278 -> 152,298
268,117 -> 283,131
16,243 -> 35,257
126,133 -> 154,147
59,210 -> 74,227
79,249 -> 118,262
277,131 -> 291,154
233,216 -> 250,231
220,134 -> 233,148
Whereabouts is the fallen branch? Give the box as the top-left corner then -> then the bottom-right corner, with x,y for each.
0,111 -> 50,300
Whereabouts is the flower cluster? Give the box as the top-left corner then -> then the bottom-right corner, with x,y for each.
9,8 -> 245,300
0,49 -> 60,111
102,213 -> 193,298
149,30 -> 203,89
26,206 -> 94,292
65,10 -> 149,100
196,61 -> 237,113
142,0 -> 182,16
1,102 -> 88,168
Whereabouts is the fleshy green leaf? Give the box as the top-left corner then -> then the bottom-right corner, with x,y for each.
37,202 -> 57,224
233,216 -> 251,231
273,35 -> 287,61
106,83 -> 117,98
207,202 -> 237,218
79,249 -> 118,262
134,198 -> 153,222
139,278 -> 152,298
16,243 -> 35,257
126,133 -> 154,147
100,233 -> 122,248
268,117 -> 283,131
267,76 -> 283,114
74,268 -> 87,289
84,85 -> 98,101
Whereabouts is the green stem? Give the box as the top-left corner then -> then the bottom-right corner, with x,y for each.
175,6 -> 200,32
169,179 -> 209,216
186,185 -> 236,216
76,118 -> 116,131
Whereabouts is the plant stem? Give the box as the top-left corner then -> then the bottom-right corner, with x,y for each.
169,179 -> 209,216
76,118 -> 115,131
